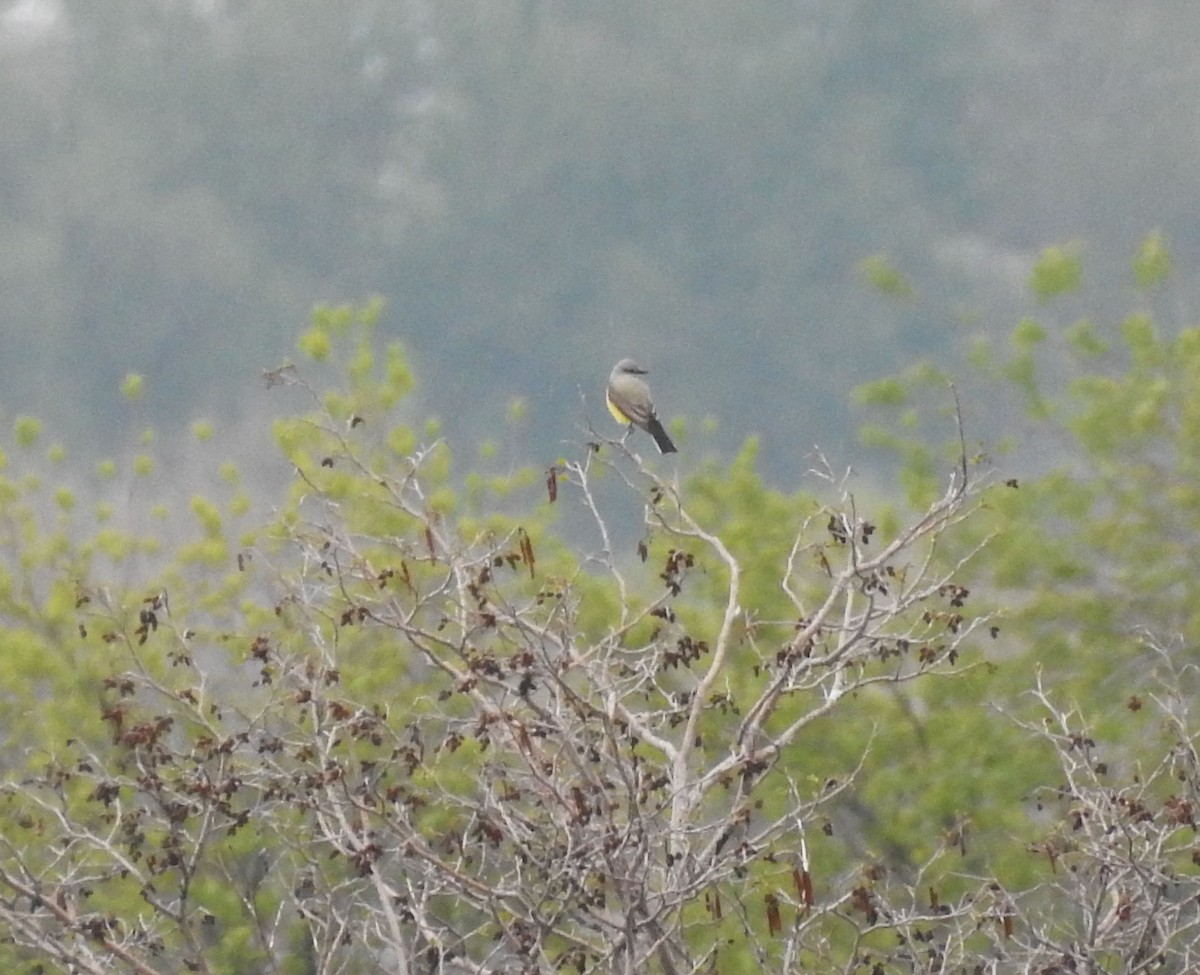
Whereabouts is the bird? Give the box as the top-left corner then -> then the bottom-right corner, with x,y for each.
606,358 -> 677,454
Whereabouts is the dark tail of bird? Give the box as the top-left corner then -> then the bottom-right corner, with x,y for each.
646,418 -> 677,454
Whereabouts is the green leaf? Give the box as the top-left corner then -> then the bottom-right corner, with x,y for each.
12,416 -> 40,447
297,326 -> 332,361
1121,312 -> 1160,364
1029,244 -> 1082,300
191,495 -> 224,538
854,377 -> 909,408
120,372 -> 145,400
857,254 -> 916,299
1065,318 -> 1107,357
1011,317 -> 1046,349
1133,231 -> 1171,290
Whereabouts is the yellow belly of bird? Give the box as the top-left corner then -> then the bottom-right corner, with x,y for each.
605,391 -> 631,425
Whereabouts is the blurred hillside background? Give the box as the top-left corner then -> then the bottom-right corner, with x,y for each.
2,0 -> 1197,476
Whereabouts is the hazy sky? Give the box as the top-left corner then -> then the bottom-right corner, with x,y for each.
2,1 -> 1198,480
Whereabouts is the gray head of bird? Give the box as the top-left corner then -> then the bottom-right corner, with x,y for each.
613,358 -> 648,376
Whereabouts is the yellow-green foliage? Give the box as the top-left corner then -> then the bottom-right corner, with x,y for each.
1029,242 -> 1083,300
12,416 -> 40,447
1133,230 -> 1172,290
858,253 -> 916,299
120,372 -> 144,400
4,288 -> 1194,972
853,236 -> 1200,877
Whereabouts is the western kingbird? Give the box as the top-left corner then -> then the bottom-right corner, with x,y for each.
606,358 -> 677,454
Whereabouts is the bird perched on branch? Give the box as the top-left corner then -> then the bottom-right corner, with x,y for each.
606,358 -> 677,454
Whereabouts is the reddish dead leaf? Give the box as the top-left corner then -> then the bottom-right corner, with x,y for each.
850,886 -> 878,924
1164,796 -> 1195,827
794,868 -> 814,909
545,466 -> 558,503
764,892 -> 782,936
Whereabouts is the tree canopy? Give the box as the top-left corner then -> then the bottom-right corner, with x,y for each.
2,244 -> 1200,971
